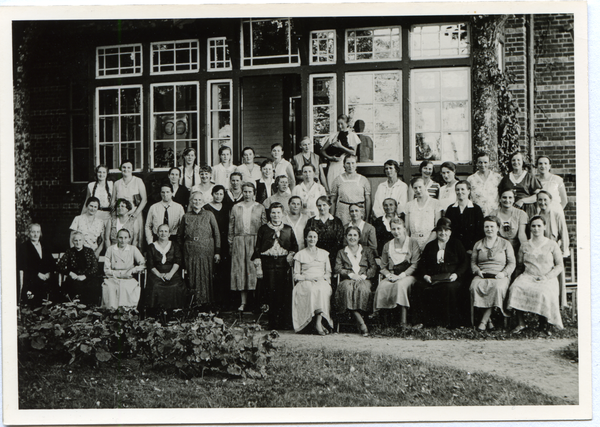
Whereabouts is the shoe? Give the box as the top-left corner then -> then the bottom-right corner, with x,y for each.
487,319 -> 495,331
315,321 -> 326,336
359,324 -> 369,337
413,323 -> 424,330
477,322 -> 486,332
237,303 -> 246,312
511,325 -> 526,334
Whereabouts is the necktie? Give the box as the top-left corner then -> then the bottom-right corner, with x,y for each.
163,205 -> 169,225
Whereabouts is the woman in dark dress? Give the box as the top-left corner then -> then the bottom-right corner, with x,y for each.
305,195 -> 345,272
17,223 -> 59,307
411,218 -> 469,328
255,160 -> 275,204
57,231 -> 99,306
373,198 -> 403,256
443,180 -> 484,254
252,203 -> 298,330
203,185 -> 232,308
145,224 -> 187,316
499,152 -> 542,219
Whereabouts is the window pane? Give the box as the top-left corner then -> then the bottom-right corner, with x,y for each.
347,74 -> 374,104
411,23 -> 470,59
121,88 -> 141,114
242,19 -> 299,67
442,132 -> 470,162
99,90 -> 118,115
176,85 -> 198,111
96,44 -> 142,78
154,140 -> 175,169
313,106 -> 331,135
121,143 -> 142,169
151,40 -> 199,74
121,116 -> 141,142
442,101 -> 468,131
373,133 -> 401,164
98,117 -> 117,143
310,74 -> 336,149
346,26 -> 401,62
414,103 -> 440,132
153,86 -> 174,112
209,80 -> 233,165
416,132 -> 441,161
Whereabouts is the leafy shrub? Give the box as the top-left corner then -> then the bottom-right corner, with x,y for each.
18,302 -> 278,378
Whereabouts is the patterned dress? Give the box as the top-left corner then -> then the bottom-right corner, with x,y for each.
70,214 -> 106,252
499,171 -> 543,219
113,176 -> 146,233
491,207 -> 528,255
145,242 -> 187,309
334,245 -> 378,313
102,244 -> 145,310
305,215 -> 345,269
57,246 -> 99,306
538,173 -> 567,215
404,197 -> 441,249
467,171 -> 502,216
507,239 -> 564,328
178,209 -> 221,305
85,180 -> 114,221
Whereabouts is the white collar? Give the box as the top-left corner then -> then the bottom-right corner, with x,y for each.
344,244 -> 363,274
115,244 -> 131,252
319,213 -> 334,223
451,200 -> 474,208
392,236 -> 410,253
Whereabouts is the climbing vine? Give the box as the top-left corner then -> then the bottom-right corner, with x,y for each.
470,15 -> 521,174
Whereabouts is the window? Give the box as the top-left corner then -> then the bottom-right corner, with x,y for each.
96,44 -> 142,78
309,74 -> 336,151
208,37 -> 232,71
151,83 -> 199,170
346,71 -> 402,164
241,18 -> 300,68
411,67 -> 471,164
151,40 -> 199,75
410,23 -> 469,59
208,80 -> 233,165
96,86 -> 143,170
346,27 -> 401,62
310,30 -> 336,64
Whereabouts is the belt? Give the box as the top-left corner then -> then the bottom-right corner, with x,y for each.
99,207 -> 111,212
339,201 -> 365,206
261,254 -> 288,260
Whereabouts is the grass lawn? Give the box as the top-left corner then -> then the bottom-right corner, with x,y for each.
19,347 -> 568,409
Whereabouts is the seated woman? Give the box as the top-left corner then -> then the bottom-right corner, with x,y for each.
292,228 -> 333,334
374,218 -> 421,326
102,229 -> 145,310
253,202 -> 298,330
346,203 -> 377,252
411,218 -> 469,329
105,198 -> 143,249
57,231 -> 100,306
373,198 -> 403,256
470,216 -> 516,331
507,216 -> 565,334
145,224 -> 187,317
334,226 -> 378,336
70,197 -> 106,258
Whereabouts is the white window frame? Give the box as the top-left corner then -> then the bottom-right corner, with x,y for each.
240,18 -> 300,69
410,23 -> 470,60
95,84 -> 144,172
309,30 -> 336,65
345,70 -> 403,165
309,73 -> 337,151
410,67 -> 472,165
96,44 -> 143,79
207,37 -> 232,71
207,79 -> 233,165
345,26 -> 402,63
150,39 -> 200,76
149,81 -> 200,171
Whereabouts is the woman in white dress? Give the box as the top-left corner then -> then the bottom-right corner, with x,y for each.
190,165 -> 214,208
321,114 -> 360,186
404,177 -> 442,250
536,156 -> 568,215
507,215 -> 565,334
111,160 -> 147,233
374,218 -> 421,326
178,147 -> 201,190
283,196 -> 309,251
70,197 -> 106,258
82,164 -> 113,221
371,160 -> 408,221
292,228 -> 333,334
467,152 -> 502,216
438,161 -> 458,213
330,155 -> 371,226
212,145 -> 236,189
292,164 -> 327,218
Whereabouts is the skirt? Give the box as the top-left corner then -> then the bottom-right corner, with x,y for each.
145,270 -> 187,309
292,278 -> 333,332
102,277 -> 140,310
335,279 -> 372,313
470,276 -> 510,316
230,234 -> 258,291
374,261 -> 414,310
507,273 -> 563,328
259,256 -> 294,330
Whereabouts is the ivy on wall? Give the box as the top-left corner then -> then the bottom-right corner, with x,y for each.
470,15 -> 521,174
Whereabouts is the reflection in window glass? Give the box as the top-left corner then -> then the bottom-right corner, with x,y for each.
310,30 -> 336,64
310,74 -> 336,152
411,23 -> 469,59
346,71 -> 401,163
97,86 -> 143,170
151,83 -> 199,169
346,27 -> 401,62
208,37 -> 232,71
96,44 -> 142,78
242,19 -> 300,68
208,80 -> 233,165
151,40 -> 199,74
411,68 -> 471,163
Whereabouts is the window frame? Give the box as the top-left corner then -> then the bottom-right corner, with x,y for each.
150,39 -> 200,76
207,37 -> 232,71
240,18 -> 300,69
345,26 -> 402,64
309,73 -> 337,150
409,22 -> 470,60
95,84 -> 144,172
207,79 -> 233,165
309,29 -> 337,65
96,43 -> 143,79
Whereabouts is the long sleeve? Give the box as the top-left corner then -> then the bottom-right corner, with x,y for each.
363,248 -> 378,279
380,242 -> 392,277
502,242 -> 516,276
145,205 -> 157,244
251,225 -> 267,261
365,225 -> 377,252
208,211 -> 221,254
404,239 -> 421,277
453,240 -> 468,277
334,250 -> 352,279
228,208 -> 236,245
57,250 -> 71,275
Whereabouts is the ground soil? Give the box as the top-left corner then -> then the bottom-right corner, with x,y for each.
277,331 -> 579,404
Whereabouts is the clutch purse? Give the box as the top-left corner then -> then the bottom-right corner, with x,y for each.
430,273 -> 453,285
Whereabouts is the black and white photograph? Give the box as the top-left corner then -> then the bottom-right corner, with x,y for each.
0,1 -> 592,425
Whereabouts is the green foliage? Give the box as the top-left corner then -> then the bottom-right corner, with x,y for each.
18,302 -> 278,379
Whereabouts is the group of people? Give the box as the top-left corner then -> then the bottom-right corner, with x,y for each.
17,114 -> 571,335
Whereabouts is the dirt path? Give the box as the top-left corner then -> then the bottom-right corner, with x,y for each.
277,331 -> 579,403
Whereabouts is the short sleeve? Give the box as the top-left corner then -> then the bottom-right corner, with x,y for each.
361,176 -> 371,196
70,216 -> 80,231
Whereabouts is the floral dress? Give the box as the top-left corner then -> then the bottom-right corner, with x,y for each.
404,197 -> 441,249
467,171 -> 502,217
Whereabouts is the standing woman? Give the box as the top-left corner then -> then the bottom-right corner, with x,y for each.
228,182 -> 267,311
283,196 -> 309,251
536,191 -> 570,257
499,152 -> 542,219
212,146 -> 236,189
57,231 -> 99,306
536,156 -> 568,214
491,189 -> 528,255
70,197 -> 106,258
292,228 -> 333,334
292,164 -> 327,218
404,177 -> 442,250
82,165 -> 113,222
105,199 -> 143,249
264,174 -> 292,215
371,160 -> 408,221
17,223 -> 59,307
306,195 -> 345,271
373,198 -> 402,256
374,218 -> 421,326
507,216 -> 565,333
178,191 -> 221,307
321,114 -> 360,186
190,165 -> 214,208
271,143 -> 296,190
410,160 -> 439,200
346,203 -> 377,252
178,147 -> 201,190
292,136 -> 323,186
330,155 -> 371,226
253,203 -> 298,329
470,216 -> 516,331
111,160 -> 147,234
438,161 -> 458,213
168,167 -> 190,211
467,152 -> 502,216
255,160 -> 275,204
443,181 -> 485,254
334,226 -> 378,336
